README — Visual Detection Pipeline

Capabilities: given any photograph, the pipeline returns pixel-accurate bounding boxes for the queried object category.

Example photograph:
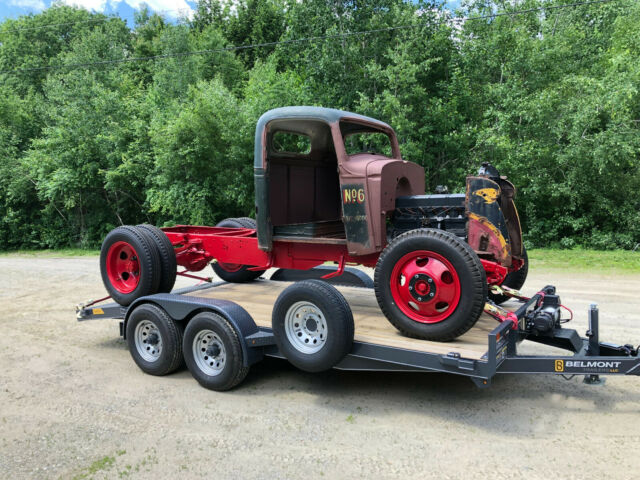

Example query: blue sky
[0,0,198,28]
[1,1,462,29]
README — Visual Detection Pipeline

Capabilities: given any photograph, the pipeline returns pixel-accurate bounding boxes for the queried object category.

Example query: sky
[0,0,198,27]
[0,0,462,28]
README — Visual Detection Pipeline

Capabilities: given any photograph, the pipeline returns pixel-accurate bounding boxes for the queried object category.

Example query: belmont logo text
[565,360,621,368]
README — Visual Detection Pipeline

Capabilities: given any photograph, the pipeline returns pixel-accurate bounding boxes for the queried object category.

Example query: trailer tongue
[77,269,640,391]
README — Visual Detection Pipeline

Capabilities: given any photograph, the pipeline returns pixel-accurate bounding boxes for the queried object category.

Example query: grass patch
[528,248,640,273]
[0,248,98,257]
[71,455,115,480]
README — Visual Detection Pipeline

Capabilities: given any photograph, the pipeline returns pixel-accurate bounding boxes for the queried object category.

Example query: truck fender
[124,293,263,366]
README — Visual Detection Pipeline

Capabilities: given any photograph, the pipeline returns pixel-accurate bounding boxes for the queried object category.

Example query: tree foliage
[0,0,638,249]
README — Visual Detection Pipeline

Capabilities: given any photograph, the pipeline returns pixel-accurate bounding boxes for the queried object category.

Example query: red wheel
[216,262,243,273]
[389,250,461,324]
[100,226,161,306]
[375,229,487,341]
[211,218,265,283]
[106,241,141,294]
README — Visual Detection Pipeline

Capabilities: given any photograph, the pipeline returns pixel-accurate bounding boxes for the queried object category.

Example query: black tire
[126,303,184,376]
[137,224,177,293]
[211,218,265,283]
[100,225,161,306]
[374,228,487,341]
[183,311,249,391]
[272,280,354,372]
[235,217,257,229]
[489,247,529,305]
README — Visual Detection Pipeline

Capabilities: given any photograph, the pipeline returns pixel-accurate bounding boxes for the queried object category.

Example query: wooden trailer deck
[186,280,502,360]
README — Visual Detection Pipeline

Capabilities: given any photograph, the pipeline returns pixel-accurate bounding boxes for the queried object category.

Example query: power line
[0,0,624,77]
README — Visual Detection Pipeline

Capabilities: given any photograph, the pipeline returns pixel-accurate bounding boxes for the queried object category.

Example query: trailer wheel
[374,229,487,341]
[126,303,184,376]
[183,311,249,391]
[100,226,161,306]
[489,247,529,305]
[272,280,354,372]
[211,218,265,283]
[137,224,177,293]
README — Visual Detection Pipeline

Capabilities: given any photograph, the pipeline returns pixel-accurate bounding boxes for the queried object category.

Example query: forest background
[0,0,638,250]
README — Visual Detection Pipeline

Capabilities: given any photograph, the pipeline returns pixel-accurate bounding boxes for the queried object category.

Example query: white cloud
[57,0,194,18]
[8,0,47,10]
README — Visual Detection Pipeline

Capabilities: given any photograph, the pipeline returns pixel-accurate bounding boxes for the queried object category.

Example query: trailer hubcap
[193,330,226,376]
[285,301,327,354]
[106,241,140,293]
[390,250,461,323]
[134,320,163,362]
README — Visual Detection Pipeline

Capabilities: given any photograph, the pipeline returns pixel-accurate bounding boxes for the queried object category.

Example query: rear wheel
[211,218,265,283]
[489,247,529,305]
[100,226,161,306]
[374,229,487,341]
[183,311,249,391]
[137,224,177,293]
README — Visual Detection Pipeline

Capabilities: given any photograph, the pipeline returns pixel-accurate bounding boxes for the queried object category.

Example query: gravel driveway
[1,255,639,479]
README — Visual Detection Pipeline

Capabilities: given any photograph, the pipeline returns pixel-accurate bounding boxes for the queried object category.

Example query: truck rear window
[272,132,311,154]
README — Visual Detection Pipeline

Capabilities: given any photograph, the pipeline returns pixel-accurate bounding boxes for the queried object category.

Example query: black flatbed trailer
[77,268,640,390]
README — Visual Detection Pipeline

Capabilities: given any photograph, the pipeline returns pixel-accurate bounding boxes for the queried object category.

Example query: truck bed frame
[77,268,640,388]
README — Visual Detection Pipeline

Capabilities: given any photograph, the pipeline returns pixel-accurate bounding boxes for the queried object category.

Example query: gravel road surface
[1,255,639,479]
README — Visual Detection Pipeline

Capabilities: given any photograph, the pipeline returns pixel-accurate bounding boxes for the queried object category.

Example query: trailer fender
[124,293,263,366]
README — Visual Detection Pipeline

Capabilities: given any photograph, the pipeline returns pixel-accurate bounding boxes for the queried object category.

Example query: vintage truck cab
[99,106,526,342]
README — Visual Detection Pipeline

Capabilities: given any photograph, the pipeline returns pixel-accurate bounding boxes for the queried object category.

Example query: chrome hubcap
[284,301,327,354]
[192,329,226,376]
[134,320,162,362]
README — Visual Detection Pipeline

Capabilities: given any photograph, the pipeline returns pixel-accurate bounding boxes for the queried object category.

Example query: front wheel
[374,229,487,341]
[126,303,184,376]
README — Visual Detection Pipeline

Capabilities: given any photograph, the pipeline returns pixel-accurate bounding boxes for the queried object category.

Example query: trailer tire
[211,218,265,283]
[374,228,487,341]
[272,280,354,372]
[489,247,529,305]
[126,303,184,376]
[100,226,161,306]
[137,224,177,293]
[183,311,249,391]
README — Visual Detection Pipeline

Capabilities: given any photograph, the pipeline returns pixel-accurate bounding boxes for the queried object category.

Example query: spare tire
[374,228,487,341]
[272,280,354,372]
[100,226,161,306]
[211,218,265,283]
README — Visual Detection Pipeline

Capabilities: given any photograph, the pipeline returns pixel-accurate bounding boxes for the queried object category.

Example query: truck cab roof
[254,106,394,169]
